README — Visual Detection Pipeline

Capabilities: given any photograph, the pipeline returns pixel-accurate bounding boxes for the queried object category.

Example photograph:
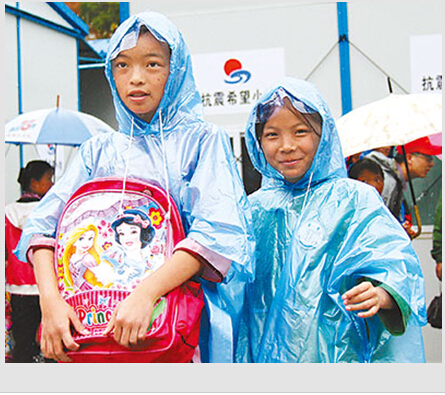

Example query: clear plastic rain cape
[237,78,427,363]
[16,11,255,363]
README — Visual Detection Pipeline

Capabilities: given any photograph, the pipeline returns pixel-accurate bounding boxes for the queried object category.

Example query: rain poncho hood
[237,78,427,363]
[104,11,203,137]
[16,10,255,363]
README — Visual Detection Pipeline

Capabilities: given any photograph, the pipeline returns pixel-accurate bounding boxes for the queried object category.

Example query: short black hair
[348,158,383,180]
[17,160,54,192]
[255,97,322,141]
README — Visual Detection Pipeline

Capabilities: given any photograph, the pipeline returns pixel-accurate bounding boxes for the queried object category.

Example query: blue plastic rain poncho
[237,78,427,363]
[16,11,255,363]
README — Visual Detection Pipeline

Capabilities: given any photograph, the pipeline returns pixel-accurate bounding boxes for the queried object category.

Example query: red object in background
[397,133,442,156]
[5,215,37,286]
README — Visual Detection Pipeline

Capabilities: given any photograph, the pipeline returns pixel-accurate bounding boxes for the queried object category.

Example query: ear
[405,153,414,165]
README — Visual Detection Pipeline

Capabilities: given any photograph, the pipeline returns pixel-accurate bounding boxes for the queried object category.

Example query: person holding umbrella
[366,136,440,236]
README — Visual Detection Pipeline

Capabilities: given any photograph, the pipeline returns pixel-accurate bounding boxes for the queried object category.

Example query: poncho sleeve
[177,126,255,282]
[176,126,256,363]
[331,182,427,333]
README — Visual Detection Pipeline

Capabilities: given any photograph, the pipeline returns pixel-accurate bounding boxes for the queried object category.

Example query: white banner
[410,34,442,94]
[192,48,285,115]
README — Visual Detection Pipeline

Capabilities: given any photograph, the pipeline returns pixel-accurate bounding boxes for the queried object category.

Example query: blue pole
[337,2,352,115]
[16,2,24,169]
[77,38,81,110]
[120,2,130,23]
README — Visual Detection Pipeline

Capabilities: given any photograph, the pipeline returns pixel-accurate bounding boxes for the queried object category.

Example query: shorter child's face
[357,169,384,195]
[112,31,170,123]
[260,105,321,183]
[116,222,142,252]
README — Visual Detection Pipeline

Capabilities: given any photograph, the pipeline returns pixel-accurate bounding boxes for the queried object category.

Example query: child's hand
[102,250,203,348]
[102,288,154,348]
[40,295,89,362]
[342,281,394,318]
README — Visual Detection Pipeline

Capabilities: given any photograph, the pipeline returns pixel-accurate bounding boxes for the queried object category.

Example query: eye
[295,128,309,135]
[262,130,278,139]
[114,61,128,70]
[147,61,164,69]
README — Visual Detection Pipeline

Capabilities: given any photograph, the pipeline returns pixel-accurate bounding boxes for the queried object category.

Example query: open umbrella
[336,93,442,239]
[336,93,442,157]
[5,99,115,176]
[5,107,115,146]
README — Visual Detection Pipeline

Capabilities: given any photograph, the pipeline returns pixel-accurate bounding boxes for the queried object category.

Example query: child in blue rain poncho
[15,11,254,363]
[237,78,427,363]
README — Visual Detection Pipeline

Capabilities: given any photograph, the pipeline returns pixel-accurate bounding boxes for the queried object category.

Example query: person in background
[348,157,384,196]
[5,160,54,362]
[237,78,427,363]
[366,137,440,237]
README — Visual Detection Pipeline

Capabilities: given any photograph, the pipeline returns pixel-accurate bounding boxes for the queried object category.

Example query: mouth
[280,159,301,166]
[128,91,149,102]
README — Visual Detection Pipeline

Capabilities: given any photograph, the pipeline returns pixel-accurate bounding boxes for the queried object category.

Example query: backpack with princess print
[54,177,204,362]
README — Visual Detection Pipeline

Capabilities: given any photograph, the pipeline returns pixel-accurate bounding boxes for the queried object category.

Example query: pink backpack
[54,177,204,362]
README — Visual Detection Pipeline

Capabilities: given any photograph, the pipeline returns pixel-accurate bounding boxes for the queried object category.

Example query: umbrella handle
[411,204,422,239]
[401,145,422,238]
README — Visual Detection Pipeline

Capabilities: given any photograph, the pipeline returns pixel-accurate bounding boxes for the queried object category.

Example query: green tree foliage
[76,2,120,39]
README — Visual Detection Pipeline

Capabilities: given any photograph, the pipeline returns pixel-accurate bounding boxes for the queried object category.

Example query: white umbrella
[336,93,442,157]
[336,93,442,239]
[5,107,115,146]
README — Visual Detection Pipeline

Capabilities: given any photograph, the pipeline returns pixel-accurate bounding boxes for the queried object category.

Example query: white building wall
[5,5,80,204]
[348,1,444,104]
[16,2,75,29]
[19,20,78,112]
[5,14,19,121]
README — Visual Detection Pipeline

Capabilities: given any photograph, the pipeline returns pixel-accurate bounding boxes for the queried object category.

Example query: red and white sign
[192,48,285,115]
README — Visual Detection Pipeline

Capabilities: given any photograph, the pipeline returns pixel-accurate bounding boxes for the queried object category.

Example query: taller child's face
[112,31,171,123]
[260,104,321,184]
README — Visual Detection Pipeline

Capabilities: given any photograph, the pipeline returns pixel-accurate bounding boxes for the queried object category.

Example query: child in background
[348,157,384,195]
[348,157,416,238]
[237,78,426,363]
[5,160,54,362]
[16,11,254,363]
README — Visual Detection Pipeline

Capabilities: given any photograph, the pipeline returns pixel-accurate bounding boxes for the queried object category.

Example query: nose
[130,66,145,85]
[279,135,297,153]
